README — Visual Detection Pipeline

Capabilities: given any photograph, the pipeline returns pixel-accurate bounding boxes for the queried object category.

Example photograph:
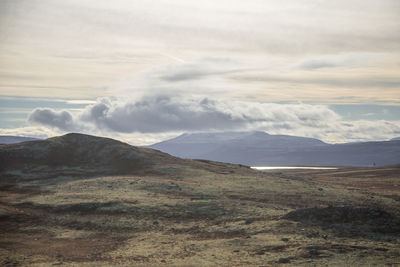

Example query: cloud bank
[28,96,339,133]
[27,95,400,144]
[1,0,399,102]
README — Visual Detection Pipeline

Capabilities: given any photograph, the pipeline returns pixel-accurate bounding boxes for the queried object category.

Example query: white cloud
[0,126,62,139]
[26,95,400,144]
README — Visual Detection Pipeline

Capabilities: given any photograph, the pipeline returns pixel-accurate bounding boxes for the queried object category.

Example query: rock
[281,238,289,242]
[245,219,255,225]
[278,258,290,263]
[307,232,319,238]
[306,246,320,256]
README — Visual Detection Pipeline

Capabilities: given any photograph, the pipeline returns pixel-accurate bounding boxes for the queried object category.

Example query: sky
[0,0,400,144]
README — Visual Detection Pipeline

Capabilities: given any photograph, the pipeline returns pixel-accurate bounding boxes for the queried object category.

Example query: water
[251,166,338,170]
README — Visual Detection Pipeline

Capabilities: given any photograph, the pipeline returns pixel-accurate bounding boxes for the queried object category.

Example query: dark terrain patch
[283,206,400,238]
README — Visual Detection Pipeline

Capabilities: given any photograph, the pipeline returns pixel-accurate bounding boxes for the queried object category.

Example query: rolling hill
[0,133,250,179]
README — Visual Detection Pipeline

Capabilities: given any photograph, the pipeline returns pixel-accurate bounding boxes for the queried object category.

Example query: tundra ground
[1,165,399,266]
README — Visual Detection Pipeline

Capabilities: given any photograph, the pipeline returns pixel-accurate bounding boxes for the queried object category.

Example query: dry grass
[1,165,400,266]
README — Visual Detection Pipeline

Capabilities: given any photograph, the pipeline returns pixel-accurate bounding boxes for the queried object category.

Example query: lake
[251,166,338,170]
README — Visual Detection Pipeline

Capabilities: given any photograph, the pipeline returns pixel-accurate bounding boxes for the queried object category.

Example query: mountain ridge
[149,131,400,167]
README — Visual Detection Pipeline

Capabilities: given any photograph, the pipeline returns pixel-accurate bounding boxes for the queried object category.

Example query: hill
[0,133,250,180]
[149,131,400,166]
[0,135,40,144]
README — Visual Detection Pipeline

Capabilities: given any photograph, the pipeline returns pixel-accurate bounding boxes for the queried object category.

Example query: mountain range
[149,131,400,167]
[2,132,399,168]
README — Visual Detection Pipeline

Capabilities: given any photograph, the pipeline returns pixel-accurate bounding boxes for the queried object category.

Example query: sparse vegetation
[1,134,399,266]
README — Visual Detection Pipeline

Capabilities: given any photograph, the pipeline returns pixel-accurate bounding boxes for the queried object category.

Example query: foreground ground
[1,164,400,266]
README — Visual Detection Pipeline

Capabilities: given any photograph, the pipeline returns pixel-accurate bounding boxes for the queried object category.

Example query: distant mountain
[0,133,250,179]
[149,131,326,159]
[149,131,400,167]
[391,137,400,141]
[0,135,40,144]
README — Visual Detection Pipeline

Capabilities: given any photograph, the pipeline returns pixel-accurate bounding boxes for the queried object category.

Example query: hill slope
[0,133,251,180]
[149,131,400,166]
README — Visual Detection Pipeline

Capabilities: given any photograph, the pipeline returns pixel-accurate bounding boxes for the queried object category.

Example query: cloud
[232,73,400,90]
[158,57,254,82]
[106,55,400,106]
[24,95,400,144]
[28,108,77,131]
[107,56,261,100]
[327,120,400,143]
[1,0,399,103]
[77,96,342,133]
[296,53,388,70]
[0,126,63,139]
[27,95,341,134]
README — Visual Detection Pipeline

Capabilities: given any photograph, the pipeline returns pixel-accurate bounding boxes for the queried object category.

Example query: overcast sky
[1,0,399,144]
